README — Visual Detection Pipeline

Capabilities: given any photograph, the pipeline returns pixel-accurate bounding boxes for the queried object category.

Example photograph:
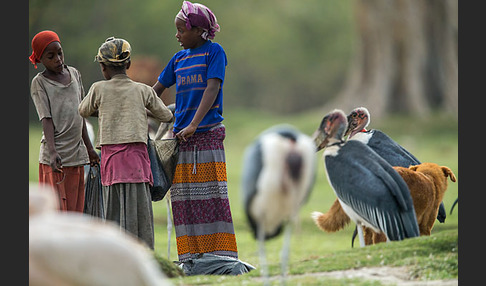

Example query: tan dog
[312,162,456,245]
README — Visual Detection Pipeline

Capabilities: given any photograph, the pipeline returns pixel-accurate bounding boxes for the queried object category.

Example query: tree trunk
[326,0,457,118]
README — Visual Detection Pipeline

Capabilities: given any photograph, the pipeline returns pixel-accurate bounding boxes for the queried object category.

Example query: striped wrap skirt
[171,124,238,262]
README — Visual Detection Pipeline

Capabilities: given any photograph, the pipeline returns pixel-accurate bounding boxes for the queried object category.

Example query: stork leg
[166,196,172,260]
[257,222,270,286]
[357,223,365,247]
[280,223,292,285]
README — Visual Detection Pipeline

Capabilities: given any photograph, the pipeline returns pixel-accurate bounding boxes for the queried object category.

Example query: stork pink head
[345,107,370,138]
[313,109,348,152]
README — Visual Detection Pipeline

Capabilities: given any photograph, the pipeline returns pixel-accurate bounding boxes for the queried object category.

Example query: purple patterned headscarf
[176,1,220,40]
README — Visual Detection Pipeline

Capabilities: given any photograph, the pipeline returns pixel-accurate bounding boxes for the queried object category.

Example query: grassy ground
[170,230,458,285]
[29,108,458,285]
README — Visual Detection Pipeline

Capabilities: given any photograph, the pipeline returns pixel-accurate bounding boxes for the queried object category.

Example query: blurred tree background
[330,0,458,118]
[29,0,457,121]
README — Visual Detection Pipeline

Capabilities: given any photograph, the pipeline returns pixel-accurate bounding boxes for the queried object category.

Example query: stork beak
[348,128,360,139]
[312,129,328,152]
[344,119,357,138]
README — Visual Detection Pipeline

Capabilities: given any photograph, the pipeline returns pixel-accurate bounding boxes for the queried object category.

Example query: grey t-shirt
[30,65,89,167]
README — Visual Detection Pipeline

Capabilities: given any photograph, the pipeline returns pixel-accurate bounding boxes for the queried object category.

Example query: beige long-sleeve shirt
[79,74,173,148]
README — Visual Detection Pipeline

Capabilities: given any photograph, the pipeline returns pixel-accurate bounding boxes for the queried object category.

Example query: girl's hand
[176,123,197,142]
[49,152,63,173]
[87,148,100,166]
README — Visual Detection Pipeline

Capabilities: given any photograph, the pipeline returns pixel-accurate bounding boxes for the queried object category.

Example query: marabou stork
[345,107,421,167]
[241,124,316,283]
[345,107,446,223]
[313,109,420,247]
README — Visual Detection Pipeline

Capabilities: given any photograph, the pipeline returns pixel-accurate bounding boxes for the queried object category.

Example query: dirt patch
[255,266,458,285]
[304,266,458,285]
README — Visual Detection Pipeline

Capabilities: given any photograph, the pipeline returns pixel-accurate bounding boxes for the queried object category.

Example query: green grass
[291,230,458,279]
[29,108,458,284]
[168,230,457,285]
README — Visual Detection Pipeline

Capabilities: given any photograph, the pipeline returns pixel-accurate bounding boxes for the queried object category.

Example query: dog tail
[450,197,458,215]
[311,199,351,232]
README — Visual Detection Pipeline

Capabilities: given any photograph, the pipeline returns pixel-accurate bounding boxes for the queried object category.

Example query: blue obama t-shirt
[158,40,227,133]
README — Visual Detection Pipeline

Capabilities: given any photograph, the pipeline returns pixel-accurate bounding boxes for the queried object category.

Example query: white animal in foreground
[29,183,171,286]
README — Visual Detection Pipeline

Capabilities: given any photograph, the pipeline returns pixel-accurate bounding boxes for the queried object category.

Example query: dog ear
[441,166,457,182]
[409,165,419,171]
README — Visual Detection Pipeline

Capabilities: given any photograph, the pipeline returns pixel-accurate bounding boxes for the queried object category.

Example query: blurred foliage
[29,0,356,120]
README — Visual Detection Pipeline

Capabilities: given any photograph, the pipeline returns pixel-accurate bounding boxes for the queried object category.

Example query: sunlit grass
[29,108,458,284]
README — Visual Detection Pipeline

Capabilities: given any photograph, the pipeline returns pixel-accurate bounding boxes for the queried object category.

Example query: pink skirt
[100,142,153,186]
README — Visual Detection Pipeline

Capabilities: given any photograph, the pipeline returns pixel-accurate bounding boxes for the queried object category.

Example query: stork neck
[327,139,345,147]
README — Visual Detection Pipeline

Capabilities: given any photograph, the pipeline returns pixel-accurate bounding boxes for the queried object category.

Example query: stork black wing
[367,130,421,167]
[325,140,420,240]
[368,130,446,223]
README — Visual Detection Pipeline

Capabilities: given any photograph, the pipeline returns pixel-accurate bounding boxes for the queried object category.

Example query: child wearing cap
[79,37,173,249]
[29,30,100,212]
[153,1,239,263]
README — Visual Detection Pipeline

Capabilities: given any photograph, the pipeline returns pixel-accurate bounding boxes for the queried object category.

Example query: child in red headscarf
[30,30,99,212]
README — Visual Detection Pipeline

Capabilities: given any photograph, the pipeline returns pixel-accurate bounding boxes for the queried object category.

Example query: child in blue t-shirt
[153,1,239,264]
[154,3,225,139]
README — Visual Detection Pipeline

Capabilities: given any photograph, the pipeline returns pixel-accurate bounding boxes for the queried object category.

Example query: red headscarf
[29,30,61,69]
